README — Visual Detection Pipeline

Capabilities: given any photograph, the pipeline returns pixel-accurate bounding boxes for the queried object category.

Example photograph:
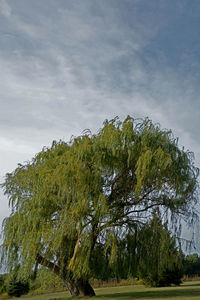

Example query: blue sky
[0,0,200,247]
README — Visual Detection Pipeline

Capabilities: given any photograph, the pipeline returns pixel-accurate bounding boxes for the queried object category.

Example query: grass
[4,281,200,300]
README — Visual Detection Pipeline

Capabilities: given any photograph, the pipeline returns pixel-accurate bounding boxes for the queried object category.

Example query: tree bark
[76,279,96,296]
[36,254,95,296]
[61,278,79,296]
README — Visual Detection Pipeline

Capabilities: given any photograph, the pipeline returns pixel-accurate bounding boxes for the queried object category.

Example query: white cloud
[0,136,36,155]
[0,0,11,17]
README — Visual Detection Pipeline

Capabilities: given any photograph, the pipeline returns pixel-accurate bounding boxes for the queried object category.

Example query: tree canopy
[0,116,199,296]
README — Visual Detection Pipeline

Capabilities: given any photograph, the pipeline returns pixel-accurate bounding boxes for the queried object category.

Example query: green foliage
[91,214,184,287]
[30,267,65,293]
[0,116,198,291]
[0,274,7,294]
[7,276,29,297]
[184,254,200,276]
[137,214,184,287]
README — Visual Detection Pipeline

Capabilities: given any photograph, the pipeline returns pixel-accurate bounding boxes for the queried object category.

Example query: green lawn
[7,281,200,300]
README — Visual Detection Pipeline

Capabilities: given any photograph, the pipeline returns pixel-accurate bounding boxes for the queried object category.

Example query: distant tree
[184,253,200,276]
[97,214,184,286]
[137,213,184,286]
[1,116,198,296]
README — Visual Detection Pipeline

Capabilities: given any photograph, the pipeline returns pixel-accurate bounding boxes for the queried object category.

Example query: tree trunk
[36,254,95,296]
[62,278,79,296]
[62,278,95,297]
[76,279,96,296]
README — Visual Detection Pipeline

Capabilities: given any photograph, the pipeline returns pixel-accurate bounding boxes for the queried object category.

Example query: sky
[0,0,200,249]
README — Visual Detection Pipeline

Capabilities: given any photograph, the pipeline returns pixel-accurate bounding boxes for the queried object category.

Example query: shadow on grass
[96,285,200,299]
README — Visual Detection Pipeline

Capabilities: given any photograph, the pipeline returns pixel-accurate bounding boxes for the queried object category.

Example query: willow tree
[0,116,198,296]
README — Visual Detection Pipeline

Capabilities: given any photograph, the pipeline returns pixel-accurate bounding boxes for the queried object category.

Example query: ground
[2,281,200,300]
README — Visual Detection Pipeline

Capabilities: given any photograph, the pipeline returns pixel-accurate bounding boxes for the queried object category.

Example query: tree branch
[36,254,60,276]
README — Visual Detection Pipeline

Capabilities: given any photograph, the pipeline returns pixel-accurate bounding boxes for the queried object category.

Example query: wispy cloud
[0,0,11,17]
